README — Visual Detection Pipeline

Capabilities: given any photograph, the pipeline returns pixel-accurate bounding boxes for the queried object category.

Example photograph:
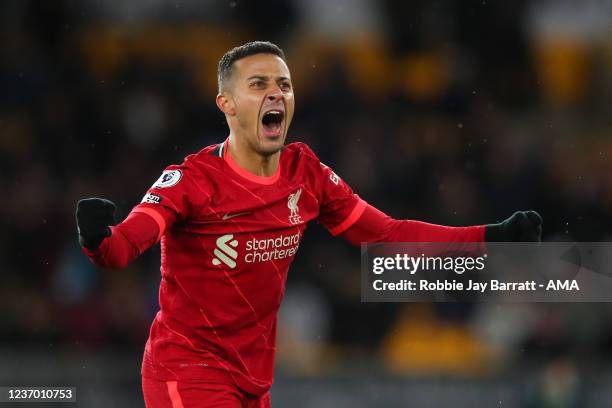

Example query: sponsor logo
[222,211,251,221]
[211,232,302,267]
[288,189,303,225]
[329,172,339,185]
[245,233,301,263]
[321,163,339,185]
[141,193,162,204]
[153,170,182,188]
[212,234,239,268]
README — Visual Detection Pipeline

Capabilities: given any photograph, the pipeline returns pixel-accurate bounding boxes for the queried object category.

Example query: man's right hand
[76,198,116,250]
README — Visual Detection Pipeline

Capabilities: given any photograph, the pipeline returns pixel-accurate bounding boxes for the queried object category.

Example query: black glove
[76,198,116,250]
[485,210,543,242]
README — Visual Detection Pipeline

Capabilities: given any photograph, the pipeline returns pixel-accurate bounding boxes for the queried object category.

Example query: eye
[250,80,265,89]
[280,82,292,91]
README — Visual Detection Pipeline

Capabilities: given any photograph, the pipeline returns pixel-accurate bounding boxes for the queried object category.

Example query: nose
[267,84,283,101]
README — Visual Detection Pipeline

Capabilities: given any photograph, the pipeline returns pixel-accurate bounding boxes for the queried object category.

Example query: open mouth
[261,109,285,137]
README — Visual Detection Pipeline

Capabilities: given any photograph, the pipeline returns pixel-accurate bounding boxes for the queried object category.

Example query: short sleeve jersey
[134,139,366,396]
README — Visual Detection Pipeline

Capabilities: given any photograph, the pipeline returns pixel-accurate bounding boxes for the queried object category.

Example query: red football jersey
[134,139,366,396]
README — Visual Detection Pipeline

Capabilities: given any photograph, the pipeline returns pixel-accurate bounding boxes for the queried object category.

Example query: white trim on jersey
[218,141,225,158]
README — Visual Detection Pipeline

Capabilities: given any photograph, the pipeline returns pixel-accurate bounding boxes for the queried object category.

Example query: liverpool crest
[288,189,303,224]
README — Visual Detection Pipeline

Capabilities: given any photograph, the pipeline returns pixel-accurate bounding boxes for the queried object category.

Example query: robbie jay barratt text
[372,279,580,292]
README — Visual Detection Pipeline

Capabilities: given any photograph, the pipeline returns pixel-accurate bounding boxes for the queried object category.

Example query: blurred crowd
[2,1,612,396]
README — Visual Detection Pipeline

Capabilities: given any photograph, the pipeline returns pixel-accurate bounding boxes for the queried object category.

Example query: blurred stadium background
[2,0,612,406]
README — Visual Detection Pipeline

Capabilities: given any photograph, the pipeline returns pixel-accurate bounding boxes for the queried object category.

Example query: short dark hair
[217,41,286,92]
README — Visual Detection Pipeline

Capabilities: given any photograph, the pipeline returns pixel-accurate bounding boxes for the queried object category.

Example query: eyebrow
[246,75,291,81]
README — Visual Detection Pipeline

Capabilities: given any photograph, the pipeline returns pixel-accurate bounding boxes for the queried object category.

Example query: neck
[227,132,280,177]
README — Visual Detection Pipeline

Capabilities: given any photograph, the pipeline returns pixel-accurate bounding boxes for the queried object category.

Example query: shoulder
[283,141,321,165]
[152,143,221,188]
[184,143,223,169]
[282,142,332,188]
[169,143,222,173]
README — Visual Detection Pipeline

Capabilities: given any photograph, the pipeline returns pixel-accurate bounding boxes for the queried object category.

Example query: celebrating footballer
[76,41,542,407]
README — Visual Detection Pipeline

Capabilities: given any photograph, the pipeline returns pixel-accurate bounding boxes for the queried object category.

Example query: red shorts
[141,376,271,408]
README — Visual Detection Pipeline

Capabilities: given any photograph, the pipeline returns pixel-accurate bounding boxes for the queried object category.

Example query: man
[76,41,542,407]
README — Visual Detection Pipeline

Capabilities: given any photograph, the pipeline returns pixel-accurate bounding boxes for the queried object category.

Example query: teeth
[268,110,282,115]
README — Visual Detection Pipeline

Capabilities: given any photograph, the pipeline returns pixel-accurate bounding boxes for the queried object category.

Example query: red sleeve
[133,162,203,226]
[340,203,485,245]
[83,158,210,269]
[82,210,161,269]
[303,148,365,235]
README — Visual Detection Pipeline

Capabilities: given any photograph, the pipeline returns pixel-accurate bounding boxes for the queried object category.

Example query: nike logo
[222,211,251,220]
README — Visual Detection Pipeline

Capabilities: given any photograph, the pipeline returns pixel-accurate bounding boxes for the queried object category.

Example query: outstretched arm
[339,203,485,245]
[339,203,542,245]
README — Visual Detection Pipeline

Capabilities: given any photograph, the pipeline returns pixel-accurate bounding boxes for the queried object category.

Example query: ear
[216,92,236,116]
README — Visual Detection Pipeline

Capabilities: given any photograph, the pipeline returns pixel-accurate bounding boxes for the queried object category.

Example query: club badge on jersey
[288,189,303,225]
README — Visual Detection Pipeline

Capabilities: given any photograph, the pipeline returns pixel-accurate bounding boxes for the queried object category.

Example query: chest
[184,178,320,236]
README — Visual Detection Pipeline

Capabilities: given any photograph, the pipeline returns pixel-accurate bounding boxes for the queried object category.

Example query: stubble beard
[250,134,285,157]
[250,117,286,157]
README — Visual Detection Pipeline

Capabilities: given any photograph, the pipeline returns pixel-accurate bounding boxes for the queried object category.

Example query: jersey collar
[219,138,281,185]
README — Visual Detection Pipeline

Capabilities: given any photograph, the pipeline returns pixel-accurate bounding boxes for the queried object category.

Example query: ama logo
[212,234,239,268]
